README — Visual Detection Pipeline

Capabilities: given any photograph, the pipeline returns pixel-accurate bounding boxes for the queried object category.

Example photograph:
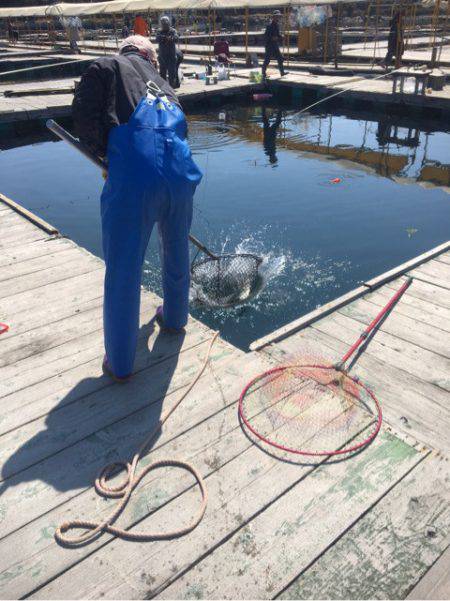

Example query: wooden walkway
[0,193,449,599]
[0,71,261,124]
[1,45,450,125]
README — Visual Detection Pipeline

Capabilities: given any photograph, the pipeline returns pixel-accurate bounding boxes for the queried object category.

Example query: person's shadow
[0,315,185,496]
[262,107,283,166]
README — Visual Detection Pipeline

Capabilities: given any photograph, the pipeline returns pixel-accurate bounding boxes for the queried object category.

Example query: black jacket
[156,27,179,60]
[72,49,179,157]
[264,21,282,48]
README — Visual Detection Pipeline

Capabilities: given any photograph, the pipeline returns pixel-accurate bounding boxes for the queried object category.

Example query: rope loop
[55,332,219,548]
[55,459,208,546]
[95,461,131,498]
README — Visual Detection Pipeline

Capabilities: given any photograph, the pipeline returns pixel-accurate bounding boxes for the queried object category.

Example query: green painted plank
[155,431,425,600]
[278,454,450,600]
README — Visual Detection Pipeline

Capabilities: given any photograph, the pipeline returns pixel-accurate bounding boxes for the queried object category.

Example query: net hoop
[191,253,263,270]
[238,363,383,457]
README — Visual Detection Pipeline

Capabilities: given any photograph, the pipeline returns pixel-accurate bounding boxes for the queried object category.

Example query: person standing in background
[262,10,285,80]
[383,9,405,68]
[156,16,179,88]
[122,19,130,38]
[65,16,83,54]
[134,14,149,37]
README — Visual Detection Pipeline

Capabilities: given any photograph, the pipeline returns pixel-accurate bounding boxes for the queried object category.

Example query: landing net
[239,363,381,456]
[191,253,263,308]
[239,277,412,457]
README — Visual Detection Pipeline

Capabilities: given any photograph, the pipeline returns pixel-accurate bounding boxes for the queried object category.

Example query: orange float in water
[330,178,341,184]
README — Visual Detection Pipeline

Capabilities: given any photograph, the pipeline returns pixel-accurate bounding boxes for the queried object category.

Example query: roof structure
[0,0,367,19]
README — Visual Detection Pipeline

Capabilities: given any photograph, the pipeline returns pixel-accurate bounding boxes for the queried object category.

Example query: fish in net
[191,254,263,308]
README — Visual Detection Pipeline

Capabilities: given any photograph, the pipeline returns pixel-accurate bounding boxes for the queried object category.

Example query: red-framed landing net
[239,278,412,457]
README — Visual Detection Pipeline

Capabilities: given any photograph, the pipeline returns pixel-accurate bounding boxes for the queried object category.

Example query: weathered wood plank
[364,242,450,289]
[265,327,450,454]
[311,311,450,391]
[0,315,199,435]
[338,296,450,358]
[0,353,270,599]
[0,247,85,283]
[0,256,103,299]
[26,408,369,600]
[0,192,58,235]
[0,229,50,249]
[434,251,450,266]
[0,212,36,230]
[418,258,450,279]
[152,432,425,600]
[1,291,103,341]
[0,329,216,475]
[0,341,245,541]
[0,302,107,368]
[0,237,71,268]
[0,268,104,317]
[278,454,450,600]
[407,545,450,600]
[363,282,450,334]
[384,277,450,310]
[410,262,450,291]
[0,289,166,397]
[0,220,43,239]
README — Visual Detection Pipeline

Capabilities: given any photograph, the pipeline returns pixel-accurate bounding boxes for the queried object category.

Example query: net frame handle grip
[46,120,216,259]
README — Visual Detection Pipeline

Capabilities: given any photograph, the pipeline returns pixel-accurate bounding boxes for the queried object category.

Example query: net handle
[188,234,218,260]
[46,120,217,260]
[337,277,412,369]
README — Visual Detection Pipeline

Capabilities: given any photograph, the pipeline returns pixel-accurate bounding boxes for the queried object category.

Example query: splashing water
[190,231,287,308]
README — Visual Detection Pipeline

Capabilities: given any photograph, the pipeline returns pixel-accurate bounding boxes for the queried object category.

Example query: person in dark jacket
[121,20,130,38]
[72,36,202,381]
[383,10,404,68]
[262,10,285,80]
[72,35,178,157]
[156,15,179,88]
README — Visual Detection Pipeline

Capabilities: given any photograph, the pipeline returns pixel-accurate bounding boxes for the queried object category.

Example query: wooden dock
[0,193,449,599]
[1,46,450,126]
[0,72,262,125]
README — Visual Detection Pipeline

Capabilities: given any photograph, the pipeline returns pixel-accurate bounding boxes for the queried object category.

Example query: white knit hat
[119,35,157,63]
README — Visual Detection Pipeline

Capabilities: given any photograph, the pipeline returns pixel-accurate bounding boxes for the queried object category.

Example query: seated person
[214,39,231,64]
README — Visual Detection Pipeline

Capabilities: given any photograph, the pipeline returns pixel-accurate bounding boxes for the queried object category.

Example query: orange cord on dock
[55,331,219,546]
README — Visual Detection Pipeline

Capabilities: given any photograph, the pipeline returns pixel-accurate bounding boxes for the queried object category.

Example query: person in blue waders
[72,35,202,382]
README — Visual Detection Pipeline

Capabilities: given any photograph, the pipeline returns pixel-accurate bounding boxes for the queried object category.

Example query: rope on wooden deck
[55,331,219,546]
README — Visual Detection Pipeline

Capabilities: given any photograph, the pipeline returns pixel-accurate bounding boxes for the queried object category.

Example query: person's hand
[102,170,107,180]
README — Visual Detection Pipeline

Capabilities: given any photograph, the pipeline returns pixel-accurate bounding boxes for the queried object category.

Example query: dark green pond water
[1,102,449,349]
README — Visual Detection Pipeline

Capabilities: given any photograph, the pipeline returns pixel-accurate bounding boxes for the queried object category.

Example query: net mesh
[239,361,381,457]
[191,254,262,308]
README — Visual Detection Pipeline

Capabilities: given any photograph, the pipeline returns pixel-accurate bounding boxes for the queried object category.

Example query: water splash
[190,229,287,309]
